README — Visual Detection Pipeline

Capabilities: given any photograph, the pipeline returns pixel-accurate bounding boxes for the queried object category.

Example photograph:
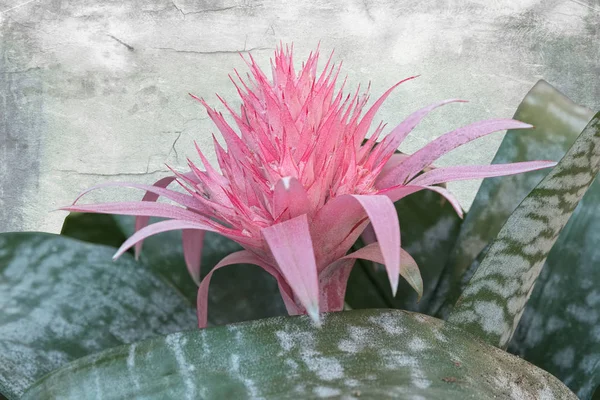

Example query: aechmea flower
[63,45,555,327]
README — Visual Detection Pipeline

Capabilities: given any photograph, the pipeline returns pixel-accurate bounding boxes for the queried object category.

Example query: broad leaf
[430,80,595,317]
[428,81,600,398]
[448,112,600,349]
[0,232,197,400]
[61,214,288,326]
[22,310,576,400]
[346,189,462,312]
[508,180,600,399]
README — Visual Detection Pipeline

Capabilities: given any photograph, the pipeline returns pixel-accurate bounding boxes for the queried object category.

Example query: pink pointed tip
[390,275,399,297]
[188,93,202,102]
[307,305,321,327]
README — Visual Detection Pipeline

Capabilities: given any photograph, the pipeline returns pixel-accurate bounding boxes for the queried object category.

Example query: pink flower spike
[262,214,320,324]
[182,229,206,285]
[64,44,559,326]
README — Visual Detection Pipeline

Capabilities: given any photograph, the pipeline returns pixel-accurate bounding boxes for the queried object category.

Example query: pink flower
[63,45,555,327]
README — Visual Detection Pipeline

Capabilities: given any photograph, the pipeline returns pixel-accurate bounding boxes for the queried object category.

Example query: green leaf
[22,309,576,400]
[426,81,600,398]
[0,232,197,400]
[447,111,600,349]
[61,214,288,326]
[430,80,595,317]
[508,178,600,399]
[346,190,463,312]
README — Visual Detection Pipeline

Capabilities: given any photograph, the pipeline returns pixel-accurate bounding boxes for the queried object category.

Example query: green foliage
[429,81,600,399]
[448,110,600,348]
[0,233,197,400]
[22,310,575,400]
[430,80,596,317]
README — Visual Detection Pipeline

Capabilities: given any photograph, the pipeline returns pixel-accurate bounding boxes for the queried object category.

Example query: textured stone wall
[1,0,599,233]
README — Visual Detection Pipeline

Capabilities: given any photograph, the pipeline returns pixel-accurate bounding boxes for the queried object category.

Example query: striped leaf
[0,233,197,400]
[447,111,600,349]
[22,310,576,400]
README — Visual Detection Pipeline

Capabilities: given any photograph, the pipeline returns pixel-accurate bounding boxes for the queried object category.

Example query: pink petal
[379,153,410,177]
[375,184,425,203]
[360,223,377,245]
[262,214,320,323]
[318,258,356,312]
[372,99,467,165]
[133,177,176,259]
[182,229,206,285]
[353,76,419,145]
[409,160,557,187]
[378,119,533,188]
[61,202,211,224]
[272,176,310,220]
[322,243,423,300]
[113,219,226,260]
[196,250,299,328]
[349,195,401,295]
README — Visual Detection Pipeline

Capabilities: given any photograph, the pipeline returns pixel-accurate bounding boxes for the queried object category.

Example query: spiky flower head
[64,44,555,327]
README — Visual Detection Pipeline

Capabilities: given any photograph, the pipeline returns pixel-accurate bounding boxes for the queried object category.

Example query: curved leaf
[0,232,197,400]
[22,310,576,400]
[427,81,600,398]
[507,179,600,399]
[430,80,595,317]
[448,111,600,348]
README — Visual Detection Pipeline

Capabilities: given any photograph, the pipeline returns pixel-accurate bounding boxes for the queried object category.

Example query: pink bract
[63,45,555,327]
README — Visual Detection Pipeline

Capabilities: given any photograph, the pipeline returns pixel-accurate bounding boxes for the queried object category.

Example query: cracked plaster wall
[0,0,599,233]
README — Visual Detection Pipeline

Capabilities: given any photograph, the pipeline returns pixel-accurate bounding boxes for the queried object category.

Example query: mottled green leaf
[346,190,463,312]
[430,80,595,317]
[425,81,600,398]
[61,214,288,326]
[508,165,600,399]
[0,232,197,400]
[22,310,576,400]
[448,112,600,350]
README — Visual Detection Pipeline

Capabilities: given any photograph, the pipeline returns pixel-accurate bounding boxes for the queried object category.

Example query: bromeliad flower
[62,45,555,327]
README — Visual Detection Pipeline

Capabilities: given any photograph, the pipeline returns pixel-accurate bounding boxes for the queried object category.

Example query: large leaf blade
[448,112,600,349]
[430,80,595,317]
[428,81,600,398]
[0,232,197,400]
[22,310,576,400]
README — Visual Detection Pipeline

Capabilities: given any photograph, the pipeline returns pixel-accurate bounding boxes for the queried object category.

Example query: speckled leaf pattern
[22,310,576,400]
[448,112,600,349]
[429,80,595,317]
[0,233,197,400]
[62,214,289,326]
[425,81,600,399]
[508,179,600,399]
[346,189,462,312]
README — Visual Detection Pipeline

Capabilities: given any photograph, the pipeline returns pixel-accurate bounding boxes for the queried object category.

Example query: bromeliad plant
[63,46,554,327]
[1,45,599,399]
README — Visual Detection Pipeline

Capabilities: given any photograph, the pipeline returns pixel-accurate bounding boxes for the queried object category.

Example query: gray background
[1,0,599,233]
